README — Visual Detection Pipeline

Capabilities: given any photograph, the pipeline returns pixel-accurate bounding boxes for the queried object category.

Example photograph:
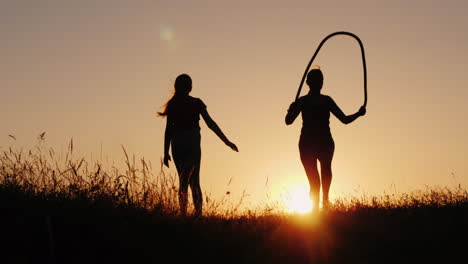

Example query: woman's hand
[358,106,366,116]
[288,101,300,114]
[226,141,239,152]
[285,101,301,125]
[163,154,171,167]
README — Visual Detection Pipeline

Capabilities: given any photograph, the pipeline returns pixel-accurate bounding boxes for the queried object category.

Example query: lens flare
[283,184,312,214]
[160,26,175,41]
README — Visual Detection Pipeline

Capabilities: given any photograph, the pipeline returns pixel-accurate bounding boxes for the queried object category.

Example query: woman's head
[158,74,192,117]
[306,69,323,93]
[174,74,192,96]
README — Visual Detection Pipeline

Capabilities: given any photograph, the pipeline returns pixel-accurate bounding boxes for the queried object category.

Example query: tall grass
[0,138,250,218]
[1,136,467,217]
[332,185,468,212]
[2,137,468,263]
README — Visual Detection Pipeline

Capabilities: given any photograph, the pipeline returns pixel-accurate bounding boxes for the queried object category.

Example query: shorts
[299,133,335,162]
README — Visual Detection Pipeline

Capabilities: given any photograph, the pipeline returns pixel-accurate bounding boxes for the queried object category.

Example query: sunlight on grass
[283,184,312,214]
[2,136,468,219]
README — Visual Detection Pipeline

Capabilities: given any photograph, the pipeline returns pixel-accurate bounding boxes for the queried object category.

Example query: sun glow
[283,184,313,214]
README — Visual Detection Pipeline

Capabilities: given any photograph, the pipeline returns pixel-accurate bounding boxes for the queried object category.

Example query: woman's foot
[194,210,202,218]
[322,200,330,212]
[312,201,320,214]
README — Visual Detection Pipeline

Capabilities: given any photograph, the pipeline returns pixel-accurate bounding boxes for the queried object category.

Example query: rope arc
[295,31,367,108]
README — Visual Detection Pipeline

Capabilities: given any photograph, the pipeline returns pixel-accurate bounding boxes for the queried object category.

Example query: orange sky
[1,0,468,209]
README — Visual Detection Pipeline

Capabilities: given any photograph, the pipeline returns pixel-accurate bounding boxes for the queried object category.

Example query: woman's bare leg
[319,144,334,211]
[189,166,202,217]
[178,168,189,216]
[301,155,320,212]
[319,159,332,210]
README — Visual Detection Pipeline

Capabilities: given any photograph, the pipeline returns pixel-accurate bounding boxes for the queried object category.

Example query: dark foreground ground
[1,189,467,264]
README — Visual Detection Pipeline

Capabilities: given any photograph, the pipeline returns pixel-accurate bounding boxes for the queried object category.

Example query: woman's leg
[172,129,202,216]
[318,139,335,210]
[178,163,202,217]
[189,164,202,216]
[172,135,191,216]
[300,153,320,211]
[176,164,189,216]
[188,134,202,216]
[319,157,332,209]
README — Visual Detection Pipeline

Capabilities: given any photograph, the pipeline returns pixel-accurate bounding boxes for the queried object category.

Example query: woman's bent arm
[329,97,366,124]
[285,101,301,125]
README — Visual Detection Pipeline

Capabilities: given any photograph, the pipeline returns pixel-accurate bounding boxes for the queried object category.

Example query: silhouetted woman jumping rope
[159,74,238,217]
[286,32,367,212]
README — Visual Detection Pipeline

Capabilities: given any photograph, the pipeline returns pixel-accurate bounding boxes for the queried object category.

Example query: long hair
[158,74,192,117]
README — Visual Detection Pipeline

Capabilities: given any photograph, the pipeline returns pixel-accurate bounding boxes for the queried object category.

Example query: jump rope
[295,31,367,108]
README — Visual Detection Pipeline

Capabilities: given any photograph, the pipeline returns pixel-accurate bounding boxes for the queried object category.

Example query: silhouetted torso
[166,96,206,131]
[297,94,332,138]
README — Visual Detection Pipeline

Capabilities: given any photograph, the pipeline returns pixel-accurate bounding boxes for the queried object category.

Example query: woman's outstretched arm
[163,117,174,167]
[285,101,301,125]
[201,109,238,152]
[328,97,366,124]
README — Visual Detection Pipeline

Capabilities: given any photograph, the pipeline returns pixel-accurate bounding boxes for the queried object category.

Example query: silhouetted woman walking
[285,68,365,211]
[159,74,238,217]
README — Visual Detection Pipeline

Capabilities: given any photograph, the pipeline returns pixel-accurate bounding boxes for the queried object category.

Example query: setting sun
[283,184,313,213]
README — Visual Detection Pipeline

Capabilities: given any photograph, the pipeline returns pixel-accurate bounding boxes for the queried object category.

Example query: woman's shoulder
[320,94,335,103]
[298,94,331,104]
[297,95,309,104]
[189,96,205,103]
[188,96,207,109]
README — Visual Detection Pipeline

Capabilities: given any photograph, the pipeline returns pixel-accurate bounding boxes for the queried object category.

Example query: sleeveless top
[296,94,332,138]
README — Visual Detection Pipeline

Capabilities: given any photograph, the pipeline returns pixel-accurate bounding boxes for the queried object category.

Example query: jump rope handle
[295,31,367,109]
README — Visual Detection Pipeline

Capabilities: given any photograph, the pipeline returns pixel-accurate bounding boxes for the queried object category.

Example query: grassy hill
[1,142,467,263]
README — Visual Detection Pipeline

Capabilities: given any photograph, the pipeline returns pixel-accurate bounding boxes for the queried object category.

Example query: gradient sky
[1,0,468,209]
